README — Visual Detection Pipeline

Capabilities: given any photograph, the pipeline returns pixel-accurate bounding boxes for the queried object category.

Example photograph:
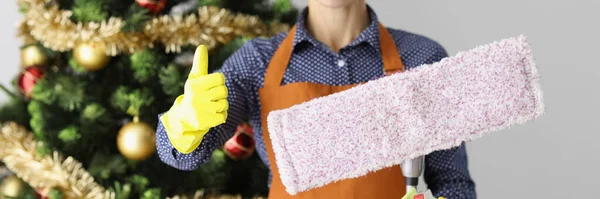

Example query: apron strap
[263,23,404,88]
[263,26,297,88]
[377,23,405,74]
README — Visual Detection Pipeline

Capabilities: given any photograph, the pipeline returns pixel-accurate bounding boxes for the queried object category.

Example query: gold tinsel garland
[0,122,112,199]
[0,122,268,199]
[17,0,290,56]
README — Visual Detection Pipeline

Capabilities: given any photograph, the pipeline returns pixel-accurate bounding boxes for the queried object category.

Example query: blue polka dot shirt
[156,5,476,198]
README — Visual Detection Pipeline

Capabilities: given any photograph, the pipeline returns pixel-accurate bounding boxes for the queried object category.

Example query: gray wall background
[1,0,598,198]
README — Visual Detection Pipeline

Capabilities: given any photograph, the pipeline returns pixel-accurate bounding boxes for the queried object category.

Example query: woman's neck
[305,1,369,52]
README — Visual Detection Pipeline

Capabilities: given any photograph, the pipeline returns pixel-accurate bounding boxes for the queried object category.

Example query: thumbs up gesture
[161,45,229,153]
[180,45,229,132]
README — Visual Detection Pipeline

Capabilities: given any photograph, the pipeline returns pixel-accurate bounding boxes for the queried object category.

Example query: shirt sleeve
[156,41,259,171]
[420,45,477,198]
[424,143,477,198]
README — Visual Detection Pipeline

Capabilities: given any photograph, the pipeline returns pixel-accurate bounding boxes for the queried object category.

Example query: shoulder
[220,32,287,74]
[385,28,449,69]
[239,32,287,61]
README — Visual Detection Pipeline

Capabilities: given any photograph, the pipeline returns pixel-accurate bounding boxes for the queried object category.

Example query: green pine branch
[88,154,128,180]
[107,177,162,199]
[80,103,113,128]
[34,43,58,59]
[0,84,18,100]
[110,87,131,116]
[27,100,49,141]
[273,0,292,14]
[130,49,166,83]
[110,86,155,117]
[158,64,185,97]
[30,72,87,112]
[121,5,151,33]
[57,125,81,143]
[130,175,161,199]
[198,0,224,7]
[130,175,150,191]
[71,0,108,23]
[0,84,30,126]
[140,189,161,199]
[35,143,53,156]
[68,57,88,73]
[56,0,74,10]
[271,0,298,26]
[111,181,133,199]
[48,189,64,199]
[27,100,71,145]
[187,149,230,191]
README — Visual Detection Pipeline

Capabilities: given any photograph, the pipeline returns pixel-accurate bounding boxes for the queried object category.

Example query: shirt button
[337,60,346,67]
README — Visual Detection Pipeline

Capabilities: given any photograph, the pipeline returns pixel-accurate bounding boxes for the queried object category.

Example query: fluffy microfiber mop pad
[267,35,545,195]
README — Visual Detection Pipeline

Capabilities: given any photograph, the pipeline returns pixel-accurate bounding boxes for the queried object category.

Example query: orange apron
[258,23,406,199]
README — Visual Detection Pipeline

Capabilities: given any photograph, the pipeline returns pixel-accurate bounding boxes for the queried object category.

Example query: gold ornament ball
[0,175,25,198]
[73,43,111,71]
[21,45,48,67]
[117,119,156,161]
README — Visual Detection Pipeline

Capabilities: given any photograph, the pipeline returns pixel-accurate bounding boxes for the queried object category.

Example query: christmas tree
[0,0,297,198]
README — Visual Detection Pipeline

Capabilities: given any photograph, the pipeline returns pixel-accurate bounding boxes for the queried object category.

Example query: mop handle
[401,156,425,192]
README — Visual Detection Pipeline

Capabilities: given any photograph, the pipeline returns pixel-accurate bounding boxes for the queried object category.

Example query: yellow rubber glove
[160,45,229,154]
[401,188,418,199]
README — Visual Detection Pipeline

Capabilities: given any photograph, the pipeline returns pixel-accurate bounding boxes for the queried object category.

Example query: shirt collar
[293,5,381,51]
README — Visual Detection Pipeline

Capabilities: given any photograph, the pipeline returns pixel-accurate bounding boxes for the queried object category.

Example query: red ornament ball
[224,123,256,160]
[136,0,167,14]
[35,187,50,199]
[18,66,44,98]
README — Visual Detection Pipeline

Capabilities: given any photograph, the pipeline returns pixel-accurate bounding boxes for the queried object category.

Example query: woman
[156,0,476,198]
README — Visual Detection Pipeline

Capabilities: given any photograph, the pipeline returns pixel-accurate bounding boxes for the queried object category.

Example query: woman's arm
[155,42,259,171]
[424,143,477,198]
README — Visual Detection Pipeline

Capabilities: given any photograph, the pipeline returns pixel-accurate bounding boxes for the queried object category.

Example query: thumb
[189,45,209,78]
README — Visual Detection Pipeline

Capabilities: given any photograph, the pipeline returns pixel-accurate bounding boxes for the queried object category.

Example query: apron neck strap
[377,23,405,75]
[264,23,404,87]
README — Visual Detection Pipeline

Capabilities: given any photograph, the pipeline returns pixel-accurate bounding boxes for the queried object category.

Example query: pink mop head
[267,35,545,195]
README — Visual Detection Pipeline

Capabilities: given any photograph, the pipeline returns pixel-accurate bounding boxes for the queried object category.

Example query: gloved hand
[160,45,229,154]
[401,188,446,199]
[401,188,418,199]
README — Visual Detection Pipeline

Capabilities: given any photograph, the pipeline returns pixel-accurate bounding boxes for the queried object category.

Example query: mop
[266,35,545,195]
